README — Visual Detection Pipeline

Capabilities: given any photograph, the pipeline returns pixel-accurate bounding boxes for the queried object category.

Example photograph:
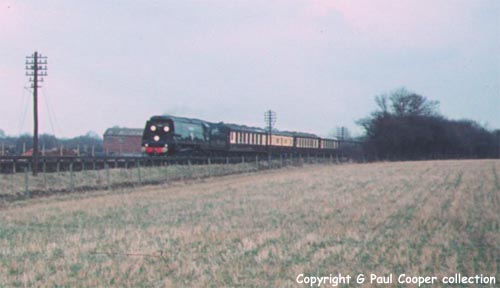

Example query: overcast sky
[1,0,499,138]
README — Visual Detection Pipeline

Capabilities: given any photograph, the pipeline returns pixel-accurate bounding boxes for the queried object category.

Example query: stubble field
[0,160,499,286]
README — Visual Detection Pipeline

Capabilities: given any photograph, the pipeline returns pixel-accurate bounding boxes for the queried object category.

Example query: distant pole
[337,126,348,141]
[264,110,276,160]
[497,130,500,159]
[26,51,48,176]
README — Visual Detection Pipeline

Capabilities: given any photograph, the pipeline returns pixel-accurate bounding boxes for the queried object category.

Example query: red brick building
[103,127,143,155]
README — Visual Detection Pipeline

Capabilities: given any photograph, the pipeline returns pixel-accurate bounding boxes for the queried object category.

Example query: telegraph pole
[337,126,350,141]
[497,130,500,159]
[264,110,276,160]
[26,51,48,176]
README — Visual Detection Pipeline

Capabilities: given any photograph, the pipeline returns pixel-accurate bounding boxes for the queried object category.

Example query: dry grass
[0,160,498,286]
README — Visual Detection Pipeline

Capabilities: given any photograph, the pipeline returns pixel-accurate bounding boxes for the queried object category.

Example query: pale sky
[1,0,499,138]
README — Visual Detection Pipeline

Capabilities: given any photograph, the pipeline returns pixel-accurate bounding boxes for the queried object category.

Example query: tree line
[358,88,500,160]
[0,131,103,156]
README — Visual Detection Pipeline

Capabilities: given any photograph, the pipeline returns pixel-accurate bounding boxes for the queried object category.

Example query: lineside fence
[0,154,348,201]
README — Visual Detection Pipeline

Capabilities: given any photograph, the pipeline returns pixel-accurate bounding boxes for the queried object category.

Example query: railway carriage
[268,133,294,153]
[320,138,339,151]
[226,124,268,154]
[292,133,321,153]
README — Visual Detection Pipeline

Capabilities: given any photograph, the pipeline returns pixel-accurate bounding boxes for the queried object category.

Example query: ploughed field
[0,160,498,286]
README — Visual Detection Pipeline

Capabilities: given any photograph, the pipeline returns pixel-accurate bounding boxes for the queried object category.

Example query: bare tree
[389,88,439,117]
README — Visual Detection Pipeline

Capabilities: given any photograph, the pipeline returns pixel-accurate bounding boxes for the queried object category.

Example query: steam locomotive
[141,115,349,156]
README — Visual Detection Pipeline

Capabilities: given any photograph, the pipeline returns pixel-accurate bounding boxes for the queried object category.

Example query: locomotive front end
[142,117,173,156]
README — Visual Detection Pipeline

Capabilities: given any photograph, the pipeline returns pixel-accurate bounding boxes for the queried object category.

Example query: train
[141,114,357,157]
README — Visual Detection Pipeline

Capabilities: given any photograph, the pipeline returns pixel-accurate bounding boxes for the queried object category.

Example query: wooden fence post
[106,162,110,190]
[164,161,169,182]
[43,161,47,190]
[95,164,101,188]
[155,162,160,181]
[70,162,74,192]
[187,159,192,179]
[24,166,29,198]
[208,158,212,177]
[137,160,142,185]
[11,162,15,195]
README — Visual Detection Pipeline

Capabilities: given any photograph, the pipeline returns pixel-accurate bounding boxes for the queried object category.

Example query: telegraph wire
[18,84,31,135]
[40,87,60,136]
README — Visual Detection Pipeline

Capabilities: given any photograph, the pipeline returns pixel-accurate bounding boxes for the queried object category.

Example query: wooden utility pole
[497,130,500,159]
[26,51,48,176]
[337,126,349,141]
[264,110,276,160]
